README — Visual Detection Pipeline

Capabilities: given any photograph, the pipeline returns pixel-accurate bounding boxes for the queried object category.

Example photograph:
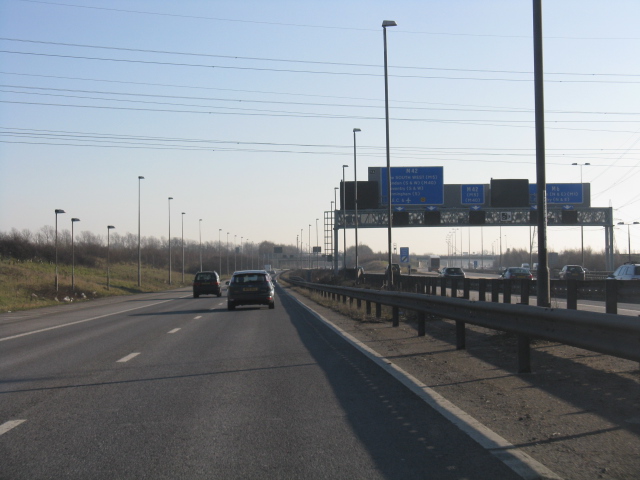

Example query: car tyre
[217,291,222,297]
[194,293,199,298]
[227,302,235,311]
[269,302,275,310]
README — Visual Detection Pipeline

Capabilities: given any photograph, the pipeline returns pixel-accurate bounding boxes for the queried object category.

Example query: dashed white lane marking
[116,352,140,363]
[1,298,178,343]
[168,328,181,334]
[0,420,26,436]
[194,316,202,319]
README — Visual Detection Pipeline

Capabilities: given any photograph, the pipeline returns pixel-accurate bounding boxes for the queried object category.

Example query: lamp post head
[182,212,185,215]
[108,225,115,230]
[55,209,65,214]
[71,218,80,222]
[634,222,640,225]
[618,222,624,225]
[342,165,349,168]
[382,20,397,27]
[353,128,361,133]
[139,176,145,180]
[168,197,173,200]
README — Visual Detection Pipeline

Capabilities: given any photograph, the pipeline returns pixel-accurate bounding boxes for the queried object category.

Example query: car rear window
[567,266,582,272]
[233,274,267,284]
[511,268,528,273]
[195,273,215,281]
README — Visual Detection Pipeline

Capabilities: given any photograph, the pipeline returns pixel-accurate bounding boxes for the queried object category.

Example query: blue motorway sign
[380,167,444,206]
[461,184,485,205]
[400,247,409,263]
[529,184,583,205]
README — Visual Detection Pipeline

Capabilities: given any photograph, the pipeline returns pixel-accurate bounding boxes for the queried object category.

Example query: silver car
[608,263,640,280]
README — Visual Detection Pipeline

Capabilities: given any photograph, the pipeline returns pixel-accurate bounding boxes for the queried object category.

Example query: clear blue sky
[1,0,639,258]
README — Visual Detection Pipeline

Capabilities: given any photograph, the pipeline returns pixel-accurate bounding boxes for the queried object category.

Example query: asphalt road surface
[2,287,546,479]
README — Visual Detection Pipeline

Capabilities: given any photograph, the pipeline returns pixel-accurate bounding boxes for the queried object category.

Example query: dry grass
[0,259,196,312]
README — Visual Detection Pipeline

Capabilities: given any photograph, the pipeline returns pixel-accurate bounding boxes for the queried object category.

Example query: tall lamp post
[218,228,222,275]
[342,164,349,270]
[107,225,115,290]
[315,218,319,268]
[572,162,590,266]
[137,175,144,287]
[168,197,173,285]
[199,219,203,272]
[334,187,339,270]
[226,232,230,275]
[181,212,186,283]
[308,224,312,269]
[618,222,639,262]
[71,217,80,292]
[383,19,397,288]
[353,128,361,270]
[234,235,237,271]
[54,208,65,292]
[240,237,244,270]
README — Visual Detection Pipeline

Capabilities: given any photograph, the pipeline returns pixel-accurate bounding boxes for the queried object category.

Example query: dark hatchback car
[439,267,465,278]
[227,270,275,310]
[192,271,222,298]
[559,265,586,281]
[502,267,533,280]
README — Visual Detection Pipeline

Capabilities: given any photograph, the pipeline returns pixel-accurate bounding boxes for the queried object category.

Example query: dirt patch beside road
[282,284,640,480]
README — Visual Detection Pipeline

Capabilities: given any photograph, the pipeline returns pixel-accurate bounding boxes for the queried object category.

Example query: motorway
[0,285,538,479]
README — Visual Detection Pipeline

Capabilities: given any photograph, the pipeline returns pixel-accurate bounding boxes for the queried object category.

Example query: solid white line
[116,352,140,363]
[284,291,562,480]
[168,328,181,334]
[0,419,26,436]
[193,316,202,319]
[0,298,176,343]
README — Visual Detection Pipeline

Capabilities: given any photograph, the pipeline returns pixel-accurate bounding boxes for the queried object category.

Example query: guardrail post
[463,279,470,300]
[342,294,347,305]
[440,277,447,296]
[491,280,500,302]
[356,298,361,309]
[567,280,577,310]
[451,279,458,298]
[521,280,530,305]
[392,306,399,327]
[518,335,531,373]
[376,303,382,318]
[431,278,437,295]
[456,321,466,350]
[605,280,617,314]
[503,281,511,304]
[366,300,371,315]
[418,312,425,336]
[478,279,486,301]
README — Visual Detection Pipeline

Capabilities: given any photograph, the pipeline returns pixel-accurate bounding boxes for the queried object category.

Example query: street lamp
[54,208,65,292]
[315,218,319,268]
[383,19,397,288]
[353,128,361,271]
[107,225,115,290]
[71,217,80,292]
[617,222,639,262]
[199,219,203,272]
[334,187,339,271]
[342,164,349,270]
[137,175,144,287]
[234,234,237,271]
[226,232,230,274]
[240,236,243,270]
[181,212,186,283]
[218,228,222,275]
[168,197,173,285]
[572,163,590,265]
[308,224,312,269]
